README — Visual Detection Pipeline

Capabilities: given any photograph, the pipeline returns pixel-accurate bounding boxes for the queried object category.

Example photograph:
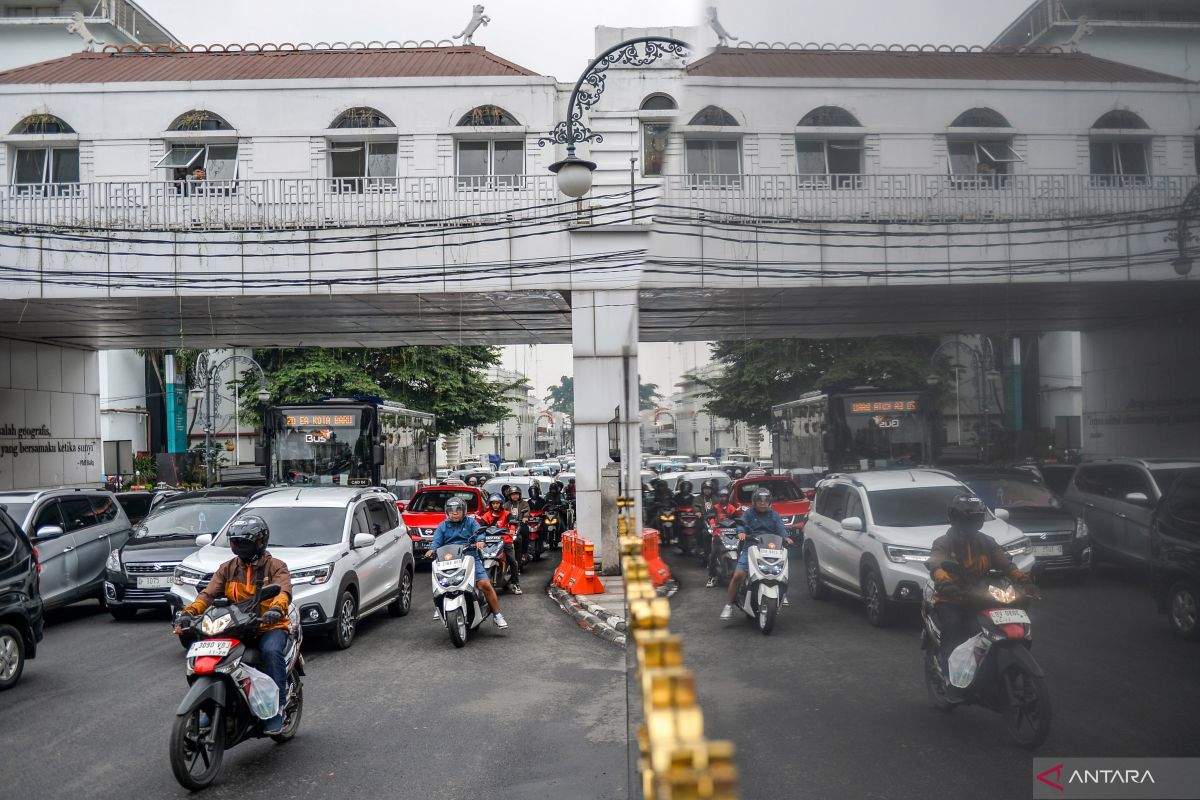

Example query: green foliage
[639,382,662,411]
[694,337,942,428]
[131,454,157,485]
[545,376,573,415]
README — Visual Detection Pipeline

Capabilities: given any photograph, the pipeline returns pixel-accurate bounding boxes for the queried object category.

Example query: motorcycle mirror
[260,583,283,601]
[165,593,183,611]
[212,598,231,608]
[923,561,938,573]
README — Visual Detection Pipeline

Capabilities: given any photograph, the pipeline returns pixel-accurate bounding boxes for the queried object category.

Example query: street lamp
[190,352,270,487]
[928,337,1000,461]
[540,36,690,198]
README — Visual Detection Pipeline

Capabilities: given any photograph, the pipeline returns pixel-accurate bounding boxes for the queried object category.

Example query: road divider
[641,528,672,587]
[553,530,606,595]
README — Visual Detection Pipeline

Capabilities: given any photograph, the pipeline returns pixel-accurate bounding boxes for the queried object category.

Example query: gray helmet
[752,488,772,505]
[445,497,467,515]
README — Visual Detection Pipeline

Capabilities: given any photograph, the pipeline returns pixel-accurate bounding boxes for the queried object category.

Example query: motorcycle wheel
[271,674,304,743]
[448,609,469,649]
[757,597,778,635]
[169,702,225,790]
[923,652,958,713]
[1003,668,1052,750]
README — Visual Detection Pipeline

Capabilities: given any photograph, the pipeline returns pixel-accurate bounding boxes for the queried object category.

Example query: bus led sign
[285,414,356,427]
[848,399,918,414]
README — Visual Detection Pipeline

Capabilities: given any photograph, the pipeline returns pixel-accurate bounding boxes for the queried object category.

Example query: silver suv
[1062,458,1200,565]
[0,488,132,611]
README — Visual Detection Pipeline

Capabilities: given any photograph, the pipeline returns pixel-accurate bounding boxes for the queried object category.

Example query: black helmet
[488,493,503,508]
[228,515,269,563]
[678,480,693,494]
[445,497,467,515]
[947,494,987,532]
[702,479,718,493]
[529,484,542,498]
[651,478,665,489]
[508,486,522,499]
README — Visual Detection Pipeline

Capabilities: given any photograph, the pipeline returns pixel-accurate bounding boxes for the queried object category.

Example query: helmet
[529,484,542,498]
[947,494,987,532]
[508,486,522,499]
[718,488,730,500]
[678,480,693,494]
[702,479,718,493]
[228,515,269,563]
[466,476,478,485]
[445,497,468,515]
[488,493,503,508]
[651,478,665,489]
[752,488,772,506]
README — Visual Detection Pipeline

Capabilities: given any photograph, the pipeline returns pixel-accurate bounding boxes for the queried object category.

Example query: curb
[546,582,627,647]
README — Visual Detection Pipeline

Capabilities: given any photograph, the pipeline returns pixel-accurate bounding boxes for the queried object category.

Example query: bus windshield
[271,407,373,486]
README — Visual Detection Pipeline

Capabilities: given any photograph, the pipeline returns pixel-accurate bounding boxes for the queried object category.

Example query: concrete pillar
[572,289,642,573]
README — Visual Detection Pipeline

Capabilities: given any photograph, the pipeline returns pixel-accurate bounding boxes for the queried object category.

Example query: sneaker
[705,577,717,588]
[262,715,284,735]
[493,612,509,629]
[719,604,734,620]
[512,584,524,595]
[433,609,441,621]
[782,596,790,607]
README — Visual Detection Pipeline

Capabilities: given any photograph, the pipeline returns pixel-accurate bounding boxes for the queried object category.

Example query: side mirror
[259,583,283,601]
[372,444,386,466]
[994,508,1011,522]
[1124,492,1151,507]
[353,533,376,549]
[212,597,231,608]
[395,501,407,512]
[195,533,213,547]
[841,516,864,533]
[165,593,183,611]
[35,524,65,540]
[804,489,816,500]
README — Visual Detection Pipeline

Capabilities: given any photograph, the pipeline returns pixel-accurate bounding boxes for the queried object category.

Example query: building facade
[0,0,177,71]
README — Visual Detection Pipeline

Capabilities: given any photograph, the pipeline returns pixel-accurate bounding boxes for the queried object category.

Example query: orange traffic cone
[567,536,606,595]
[642,528,671,586]
[553,531,575,588]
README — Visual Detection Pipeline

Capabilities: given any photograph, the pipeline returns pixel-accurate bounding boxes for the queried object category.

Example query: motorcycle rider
[721,489,794,618]
[699,479,719,515]
[426,497,508,629]
[673,479,695,509]
[648,478,673,526]
[504,487,530,562]
[705,488,741,588]
[929,494,1038,692]
[478,493,522,594]
[176,515,292,734]
[695,479,720,565]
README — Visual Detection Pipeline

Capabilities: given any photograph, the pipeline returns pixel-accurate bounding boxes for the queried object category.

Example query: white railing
[0,176,561,231]
[660,173,1197,223]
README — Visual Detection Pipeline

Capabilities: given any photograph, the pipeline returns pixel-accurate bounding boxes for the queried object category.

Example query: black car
[114,491,155,526]
[1150,467,1200,640]
[103,488,272,620]
[951,467,1091,575]
[0,506,44,690]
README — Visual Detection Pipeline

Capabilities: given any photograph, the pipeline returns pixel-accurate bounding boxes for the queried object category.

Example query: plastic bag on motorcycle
[242,664,280,720]
[948,633,989,688]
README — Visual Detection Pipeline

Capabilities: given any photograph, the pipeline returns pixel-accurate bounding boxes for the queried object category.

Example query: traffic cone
[568,537,606,595]
[553,531,575,588]
[642,528,671,587]
[564,533,586,591]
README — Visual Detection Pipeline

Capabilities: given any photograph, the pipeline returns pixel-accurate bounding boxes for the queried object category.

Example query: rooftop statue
[706,7,738,48]
[452,5,491,46]
[66,11,99,52]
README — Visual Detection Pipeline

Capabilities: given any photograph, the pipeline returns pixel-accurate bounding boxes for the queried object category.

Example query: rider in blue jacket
[721,489,793,619]
[427,497,508,629]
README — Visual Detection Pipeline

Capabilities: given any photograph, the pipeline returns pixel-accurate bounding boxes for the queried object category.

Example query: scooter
[729,533,789,635]
[432,544,493,648]
[523,510,546,562]
[543,507,564,549]
[676,503,703,556]
[920,562,1051,749]
[656,508,677,547]
[711,518,744,585]
[479,526,514,594]
[167,586,304,790]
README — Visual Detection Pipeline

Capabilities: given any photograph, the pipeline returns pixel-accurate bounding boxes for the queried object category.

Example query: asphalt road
[0,559,629,800]
[662,549,1200,800]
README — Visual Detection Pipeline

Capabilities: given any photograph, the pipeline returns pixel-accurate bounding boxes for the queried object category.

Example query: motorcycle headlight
[201,613,232,636]
[1004,537,1032,557]
[760,563,784,576]
[291,562,335,586]
[885,545,931,564]
[1074,518,1089,539]
[105,549,121,572]
[436,568,468,587]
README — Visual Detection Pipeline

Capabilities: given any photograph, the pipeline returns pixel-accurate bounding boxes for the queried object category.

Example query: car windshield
[959,478,1057,510]
[1150,468,1186,495]
[735,481,803,503]
[138,501,242,537]
[217,507,346,548]
[0,502,31,526]
[408,490,480,513]
[868,486,970,527]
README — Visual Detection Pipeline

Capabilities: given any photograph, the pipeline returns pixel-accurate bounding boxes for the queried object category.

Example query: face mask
[232,538,260,562]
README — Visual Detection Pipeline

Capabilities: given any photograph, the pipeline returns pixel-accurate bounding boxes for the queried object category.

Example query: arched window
[168,110,233,132]
[456,105,520,127]
[688,106,738,126]
[641,94,677,111]
[1089,110,1151,185]
[798,106,860,127]
[949,108,1011,128]
[10,114,79,193]
[330,107,393,129]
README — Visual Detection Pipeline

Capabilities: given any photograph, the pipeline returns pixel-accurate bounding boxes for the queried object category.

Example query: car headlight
[105,549,121,572]
[173,565,209,586]
[200,613,232,636]
[1004,537,1032,557]
[1074,518,1089,539]
[291,563,335,586]
[885,545,931,564]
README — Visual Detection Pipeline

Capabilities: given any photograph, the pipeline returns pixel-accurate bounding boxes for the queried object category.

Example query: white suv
[169,487,414,649]
[802,470,1035,627]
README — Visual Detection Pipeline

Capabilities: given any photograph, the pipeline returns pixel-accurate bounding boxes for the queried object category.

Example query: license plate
[187,640,232,658]
[136,576,173,589]
[988,609,1030,625]
[1032,545,1063,557]
[439,559,464,569]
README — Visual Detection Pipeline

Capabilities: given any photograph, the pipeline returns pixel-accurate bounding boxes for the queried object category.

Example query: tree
[639,382,662,411]
[691,337,940,428]
[545,376,573,415]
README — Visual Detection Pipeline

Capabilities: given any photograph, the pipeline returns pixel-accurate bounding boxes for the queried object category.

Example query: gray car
[1062,458,1200,565]
[0,488,132,611]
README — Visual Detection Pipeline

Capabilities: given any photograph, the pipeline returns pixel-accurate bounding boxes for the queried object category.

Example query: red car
[730,476,812,540]
[398,485,486,556]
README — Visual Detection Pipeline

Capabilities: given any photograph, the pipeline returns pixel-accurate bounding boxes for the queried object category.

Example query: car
[399,485,486,557]
[1062,458,1200,565]
[170,487,414,649]
[382,479,422,505]
[1149,467,1200,640]
[0,488,132,612]
[114,490,156,526]
[658,470,733,494]
[436,469,451,480]
[1037,463,1078,498]
[949,467,1090,575]
[697,456,718,466]
[682,462,708,472]
[0,506,43,691]
[730,475,811,541]
[450,469,494,487]
[719,461,757,479]
[481,475,553,501]
[803,470,1035,627]
[785,468,827,499]
[104,488,271,620]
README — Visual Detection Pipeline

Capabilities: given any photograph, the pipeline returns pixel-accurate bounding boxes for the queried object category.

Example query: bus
[258,398,435,487]
[772,389,935,473]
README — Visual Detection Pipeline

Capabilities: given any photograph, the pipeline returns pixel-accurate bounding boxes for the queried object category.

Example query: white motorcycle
[731,533,789,635]
[431,543,493,648]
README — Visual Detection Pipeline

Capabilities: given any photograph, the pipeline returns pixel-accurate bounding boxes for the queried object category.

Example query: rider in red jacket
[477,494,522,594]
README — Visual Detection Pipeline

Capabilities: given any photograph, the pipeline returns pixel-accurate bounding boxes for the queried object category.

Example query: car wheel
[0,624,25,691]
[331,590,358,650]
[388,567,413,618]
[109,606,139,621]
[804,543,830,601]
[862,565,894,628]
[1168,582,1200,641]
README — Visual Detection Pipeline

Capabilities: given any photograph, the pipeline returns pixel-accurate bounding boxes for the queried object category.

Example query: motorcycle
[543,507,564,549]
[728,533,789,635]
[656,508,677,547]
[711,518,744,585]
[479,526,515,594]
[432,543,494,648]
[167,586,304,790]
[676,503,704,556]
[523,510,546,562]
[920,561,1051,749]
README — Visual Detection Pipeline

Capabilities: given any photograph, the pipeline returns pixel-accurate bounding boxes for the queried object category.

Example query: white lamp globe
[550,157,596,199]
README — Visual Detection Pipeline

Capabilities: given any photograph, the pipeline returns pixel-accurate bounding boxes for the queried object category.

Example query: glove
[261,608,283,626]
[938,583,963,599]
[173,613,193,631]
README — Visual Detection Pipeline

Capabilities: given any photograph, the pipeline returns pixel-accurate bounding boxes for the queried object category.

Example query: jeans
[707,536,722,578]
[933,603,977,677]
[503,542,520,584]
[258,629,289,727]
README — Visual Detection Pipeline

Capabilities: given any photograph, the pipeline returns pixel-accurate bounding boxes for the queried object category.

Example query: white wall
[0,338,100,489]
[98,349,147,474]
[1037,332,1083,435]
